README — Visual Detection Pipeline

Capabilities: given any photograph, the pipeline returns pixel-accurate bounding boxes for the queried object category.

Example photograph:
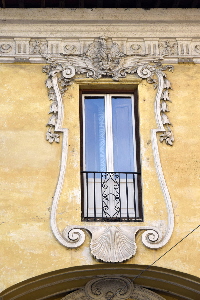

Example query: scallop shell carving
[90,226,136,262]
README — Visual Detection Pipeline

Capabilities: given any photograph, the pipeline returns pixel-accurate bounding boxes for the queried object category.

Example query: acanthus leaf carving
[44,37,174,146]
[44,37,174,263]
[161,113,171,125]
[160,131,174,146]
[46,127,60,144]
[194,44,200,54]
[30,39,47,54]
[163,78,171,89]
[64,44,78,54]
[158,40,178,56]
[160,101,169,112]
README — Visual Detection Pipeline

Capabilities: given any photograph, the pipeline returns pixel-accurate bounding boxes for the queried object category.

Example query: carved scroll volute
[44,37,174,263]
[85,277,133,300]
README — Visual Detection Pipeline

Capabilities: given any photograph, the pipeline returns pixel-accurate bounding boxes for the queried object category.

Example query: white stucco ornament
[43,37,174,263]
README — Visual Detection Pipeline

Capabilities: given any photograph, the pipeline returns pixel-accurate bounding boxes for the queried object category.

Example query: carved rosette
[61,276,165,300]
[158,40,178,56]
[30,39,48,54]
[0,43,12,53]
[44,37,174,263]
[85,277,133,300]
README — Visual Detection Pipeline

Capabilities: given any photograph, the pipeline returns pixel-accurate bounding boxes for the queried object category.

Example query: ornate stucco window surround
[43,37,174,263]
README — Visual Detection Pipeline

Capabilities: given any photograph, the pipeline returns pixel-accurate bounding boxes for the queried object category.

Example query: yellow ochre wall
[0,63,199,292]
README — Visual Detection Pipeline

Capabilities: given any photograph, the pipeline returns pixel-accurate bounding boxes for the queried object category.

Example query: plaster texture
[0,63,199,293]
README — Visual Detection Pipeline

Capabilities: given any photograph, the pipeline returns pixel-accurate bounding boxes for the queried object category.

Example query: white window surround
[42,37,175,262]
[0,34,177,262]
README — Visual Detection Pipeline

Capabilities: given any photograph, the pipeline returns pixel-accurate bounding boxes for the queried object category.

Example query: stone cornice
[1,9,200,40]
[1,8,200,22]
[1,9,200,62]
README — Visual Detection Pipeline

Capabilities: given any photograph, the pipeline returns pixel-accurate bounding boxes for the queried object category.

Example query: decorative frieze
[14,38,30,55]
[63,44,79,55]
[30,39,48,55]
[144,39,159,56]
[127,42,145,55]
[158,40,178,56]
[0,43,13,53]
[1,37,200,62]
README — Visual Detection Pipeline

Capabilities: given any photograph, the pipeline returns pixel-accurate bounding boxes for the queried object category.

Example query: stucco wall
[0,62,199,292]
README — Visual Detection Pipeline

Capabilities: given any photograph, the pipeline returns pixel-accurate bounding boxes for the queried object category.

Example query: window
[81,93,142,221]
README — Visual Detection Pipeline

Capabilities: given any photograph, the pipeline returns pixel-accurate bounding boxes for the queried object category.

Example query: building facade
[0,8,200,300]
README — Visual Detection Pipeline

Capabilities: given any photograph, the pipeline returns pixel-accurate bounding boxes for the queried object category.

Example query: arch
[0,264,200,300]
[61,277,165,300]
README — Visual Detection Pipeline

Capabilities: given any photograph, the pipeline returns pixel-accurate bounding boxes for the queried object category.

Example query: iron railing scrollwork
[81,171,142,222]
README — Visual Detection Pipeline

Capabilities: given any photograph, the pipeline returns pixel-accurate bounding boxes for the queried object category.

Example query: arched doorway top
[0,264,199,300]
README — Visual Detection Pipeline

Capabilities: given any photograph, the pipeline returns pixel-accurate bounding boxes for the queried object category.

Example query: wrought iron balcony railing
[81,171,143,222]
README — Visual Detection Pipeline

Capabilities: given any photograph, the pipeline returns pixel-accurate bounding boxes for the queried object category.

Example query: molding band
[1,37,200,64]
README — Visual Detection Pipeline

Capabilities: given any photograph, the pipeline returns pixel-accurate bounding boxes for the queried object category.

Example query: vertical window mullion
[131,94,137,172]
[105,94,114,172]
[82,95,86,171]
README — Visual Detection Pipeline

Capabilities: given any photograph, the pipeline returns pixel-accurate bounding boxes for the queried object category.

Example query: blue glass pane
[112,97,134,172]
[84,97,106,172]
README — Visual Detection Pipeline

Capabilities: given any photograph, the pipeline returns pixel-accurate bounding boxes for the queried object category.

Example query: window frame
[80,89,143,222]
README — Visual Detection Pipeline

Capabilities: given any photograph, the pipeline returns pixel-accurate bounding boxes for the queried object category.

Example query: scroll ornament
[43,37,174,263]
[43,37,174,145]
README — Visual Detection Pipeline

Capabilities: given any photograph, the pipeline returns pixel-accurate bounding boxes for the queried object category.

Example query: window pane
[84,96,106,172]
[112,96,134,172]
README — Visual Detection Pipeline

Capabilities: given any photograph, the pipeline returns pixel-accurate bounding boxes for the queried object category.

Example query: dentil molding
[61,276,165,300]
[43,37,174,263]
